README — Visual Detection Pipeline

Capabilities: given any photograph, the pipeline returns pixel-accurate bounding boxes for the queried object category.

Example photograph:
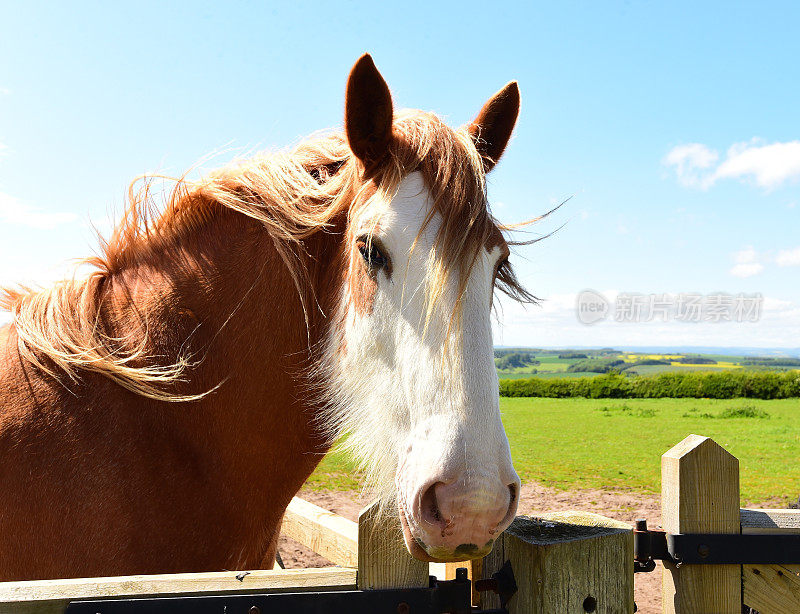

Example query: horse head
[324,55,524,562]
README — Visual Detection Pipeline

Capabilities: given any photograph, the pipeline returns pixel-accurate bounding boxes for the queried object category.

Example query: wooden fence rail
[0,568,358,614]
[280,496,358,568]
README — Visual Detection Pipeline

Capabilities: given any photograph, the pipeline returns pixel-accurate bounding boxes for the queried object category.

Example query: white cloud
[725,245,800,274]
[714,140,800,188]
[763,296,793,311]
[664,139,800,190]
[730,262,764,278]
[734,246,758,264]
[0,191,77,229]
[729,246,763,277]
[662,143,718,187]
[776,247,800,267]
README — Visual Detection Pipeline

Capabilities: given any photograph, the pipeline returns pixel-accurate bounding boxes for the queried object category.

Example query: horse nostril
[419,482,444,529]
[416,478,519,539]
[508,482,517,503]
[492,482,519,534]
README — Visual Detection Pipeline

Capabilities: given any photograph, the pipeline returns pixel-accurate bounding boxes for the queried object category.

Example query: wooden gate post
[356,501,429,590]
[661,434,741,613]
[481,510,634,613]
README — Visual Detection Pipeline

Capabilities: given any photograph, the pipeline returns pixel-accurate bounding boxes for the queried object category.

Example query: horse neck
[106,205,345,486]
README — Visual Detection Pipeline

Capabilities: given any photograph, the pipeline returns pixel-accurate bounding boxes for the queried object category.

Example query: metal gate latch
[473,560,518,611]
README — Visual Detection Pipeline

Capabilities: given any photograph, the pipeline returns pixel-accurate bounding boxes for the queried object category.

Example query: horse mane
[1,109,536,400]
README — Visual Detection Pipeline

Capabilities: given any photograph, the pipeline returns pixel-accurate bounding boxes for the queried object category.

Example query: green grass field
[307,397,800,505]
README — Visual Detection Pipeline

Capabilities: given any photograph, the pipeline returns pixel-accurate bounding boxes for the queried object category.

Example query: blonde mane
[1,110,535,400]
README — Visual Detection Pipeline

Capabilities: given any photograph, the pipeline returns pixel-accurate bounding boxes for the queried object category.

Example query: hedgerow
[499,370,800,399]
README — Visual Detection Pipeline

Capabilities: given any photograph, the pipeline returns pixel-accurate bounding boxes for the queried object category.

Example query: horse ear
[468,81,520,172]
[345,54,394,169]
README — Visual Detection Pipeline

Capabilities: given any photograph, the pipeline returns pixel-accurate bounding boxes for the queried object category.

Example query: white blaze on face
[331,172,520,562]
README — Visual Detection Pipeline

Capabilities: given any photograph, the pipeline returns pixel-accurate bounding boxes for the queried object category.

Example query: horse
[0,54,534,581]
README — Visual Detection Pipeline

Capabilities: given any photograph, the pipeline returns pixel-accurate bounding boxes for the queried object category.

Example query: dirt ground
[278,484,665,614]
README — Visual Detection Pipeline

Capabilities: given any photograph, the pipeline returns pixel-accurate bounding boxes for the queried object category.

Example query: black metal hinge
[634,518,800,571]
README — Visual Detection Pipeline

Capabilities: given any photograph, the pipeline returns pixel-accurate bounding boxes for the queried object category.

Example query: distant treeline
[567,358,624,373]
[500,371,800,399]
[558,351,588,359]
[566,357,675,373]
[676,355,717,364]
[741,357,800,367]
[495,348,542,357]
[494,348,622,358]
[495,352,539,370]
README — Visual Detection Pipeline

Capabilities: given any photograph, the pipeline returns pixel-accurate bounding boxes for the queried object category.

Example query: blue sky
[1,1,798,350]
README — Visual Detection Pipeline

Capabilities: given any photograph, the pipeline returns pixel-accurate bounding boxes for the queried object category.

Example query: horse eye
[357,240,387,270]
